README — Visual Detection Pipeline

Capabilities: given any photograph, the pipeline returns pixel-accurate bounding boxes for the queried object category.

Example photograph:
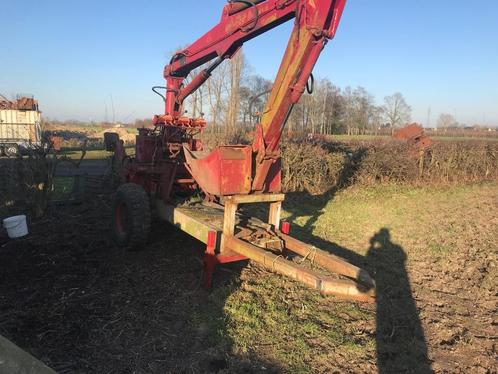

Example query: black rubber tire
[112,183,151,249]
[4,144,18,158]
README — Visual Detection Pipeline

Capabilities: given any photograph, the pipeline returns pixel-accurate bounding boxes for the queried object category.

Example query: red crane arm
[161,0,346,125]
[155,0,347,195]
[162,0,297,117]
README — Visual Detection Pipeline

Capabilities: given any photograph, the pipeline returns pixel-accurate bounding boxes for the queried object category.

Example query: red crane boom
[152,0,346,197]
[106,0,376,302]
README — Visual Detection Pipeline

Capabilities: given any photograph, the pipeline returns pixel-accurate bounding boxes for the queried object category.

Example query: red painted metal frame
[116,0,348,201]
[203,221,294,289]
[281,221,291,235]
[155,0,347,196]
[203,231,247,289]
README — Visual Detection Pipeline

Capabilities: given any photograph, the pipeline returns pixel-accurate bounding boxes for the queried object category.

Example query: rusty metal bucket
[183,145,253,196]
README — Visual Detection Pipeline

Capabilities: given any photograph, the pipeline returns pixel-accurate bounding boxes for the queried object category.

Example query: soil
[0,181,496,373]
[0,191,269,373]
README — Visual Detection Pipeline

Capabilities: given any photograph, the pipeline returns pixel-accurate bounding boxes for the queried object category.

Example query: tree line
[181,49,413,136]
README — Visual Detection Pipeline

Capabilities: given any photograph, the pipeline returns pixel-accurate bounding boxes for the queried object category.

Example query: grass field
[2,168,496,372]
[196,182,498,372]
[327,134,498,142]
[431,135,498,142]
[60,147,134,160]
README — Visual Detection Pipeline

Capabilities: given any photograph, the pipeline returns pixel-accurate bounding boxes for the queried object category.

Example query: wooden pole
[225,236,375,302]
[279,233,376,288]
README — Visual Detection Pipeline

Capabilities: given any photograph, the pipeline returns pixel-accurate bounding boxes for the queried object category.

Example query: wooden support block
[221,201,238,253]
[225,193,285,204]
[268,201,282,229]
[222,201,238,237]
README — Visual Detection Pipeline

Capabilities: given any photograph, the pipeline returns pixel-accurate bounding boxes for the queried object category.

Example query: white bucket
[3,215,29,239]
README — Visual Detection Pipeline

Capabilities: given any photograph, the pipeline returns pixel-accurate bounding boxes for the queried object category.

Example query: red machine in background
[107,0,376,302]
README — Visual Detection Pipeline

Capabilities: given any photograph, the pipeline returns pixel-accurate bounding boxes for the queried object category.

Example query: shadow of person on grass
[284,145,367,233]
[280,140,433,372]
[366,228,433,374]
[282,214,433,373]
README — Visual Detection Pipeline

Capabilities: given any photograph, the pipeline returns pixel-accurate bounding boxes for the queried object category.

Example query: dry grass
[2,178,496,372]
[202,182,498,373]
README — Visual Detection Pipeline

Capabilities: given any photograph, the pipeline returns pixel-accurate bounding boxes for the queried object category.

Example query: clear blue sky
[1,0,497,126]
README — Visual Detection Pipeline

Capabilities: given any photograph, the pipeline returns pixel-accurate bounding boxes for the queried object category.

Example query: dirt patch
[0,183,496,373]
[0,193,277,373]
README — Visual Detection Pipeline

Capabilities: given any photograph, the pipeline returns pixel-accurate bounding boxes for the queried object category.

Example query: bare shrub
[280,138,498,193]
[281,142,344,194]
[0,141,88,219]
[424,141,498,184]
[348,140,497,186]
[0,160,21,218]
[352,141,418,185]
[199,129,252,150]
[15,152,58,218]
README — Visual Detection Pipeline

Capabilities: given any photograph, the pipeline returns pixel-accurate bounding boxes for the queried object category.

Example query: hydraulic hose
[228,0,260,32]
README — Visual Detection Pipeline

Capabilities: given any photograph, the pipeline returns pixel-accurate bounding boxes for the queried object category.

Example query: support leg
[269,201,282,229]
[221,201,238,253]
[203,231,217,289]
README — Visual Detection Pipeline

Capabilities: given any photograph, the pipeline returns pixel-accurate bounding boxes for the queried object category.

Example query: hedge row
[281,140,498,194]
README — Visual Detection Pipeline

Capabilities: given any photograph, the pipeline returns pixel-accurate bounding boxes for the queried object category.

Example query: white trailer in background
[0,95,42,157]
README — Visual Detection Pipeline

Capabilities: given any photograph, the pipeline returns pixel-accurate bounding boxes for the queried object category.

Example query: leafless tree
[226,49,244,132]
[161,50,410,138]
[184,66,206,119]
[341,86,374,135]
[206,61,230,133]
[383,93,412,133]
[437,113,456,131]
[370,106,385,135]
[239,74,272,129]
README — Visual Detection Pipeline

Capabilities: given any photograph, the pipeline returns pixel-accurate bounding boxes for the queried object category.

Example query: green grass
[325,134,498,142]
[210,182,498,372]
[222,271,376,372]
[60,146,134,160]
[61,149,110,160]
[431,136,498,142]
[285,183,498,260]
[52,176,75,200]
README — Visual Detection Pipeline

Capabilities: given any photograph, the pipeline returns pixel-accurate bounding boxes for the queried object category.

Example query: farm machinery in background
[0,95,62,156]
[394,123,433,151]
[0,95,42,157]
[105,0,375,302]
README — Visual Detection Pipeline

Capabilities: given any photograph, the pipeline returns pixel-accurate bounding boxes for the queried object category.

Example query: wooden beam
[225,193,285,204]
[280,233,376,288]
[155,201,223,249]
[268,201,282,228]
[224,236,375,303]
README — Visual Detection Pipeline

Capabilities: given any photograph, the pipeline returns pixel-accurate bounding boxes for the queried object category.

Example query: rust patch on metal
[0,96,39,111]
[393,123,433,150]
